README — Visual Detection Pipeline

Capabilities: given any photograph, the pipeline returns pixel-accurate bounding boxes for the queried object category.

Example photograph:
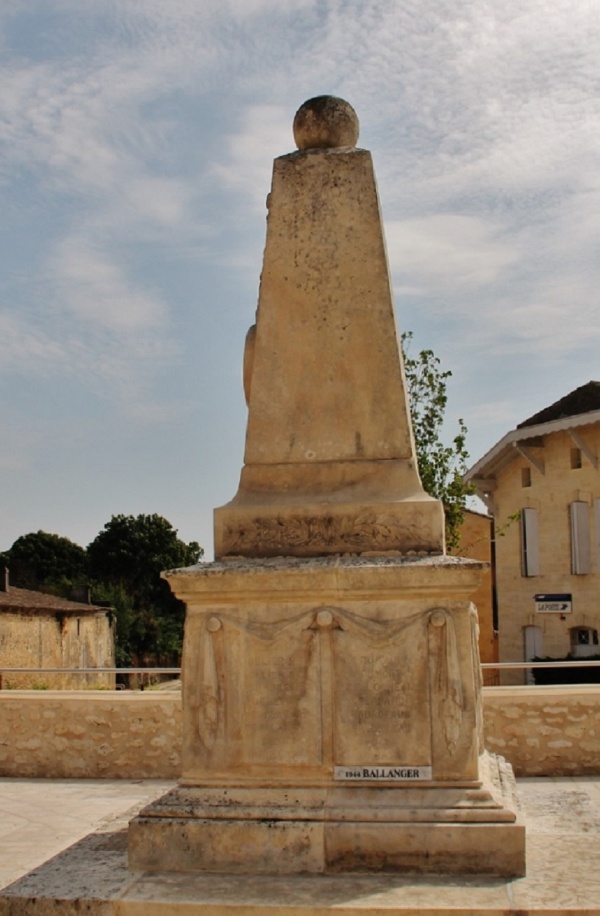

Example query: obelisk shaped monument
[129,97,524,879]
[214,96,444,559]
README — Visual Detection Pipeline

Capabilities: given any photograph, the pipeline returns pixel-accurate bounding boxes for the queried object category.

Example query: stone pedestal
[129,556,525,876]
[128,96,524,879]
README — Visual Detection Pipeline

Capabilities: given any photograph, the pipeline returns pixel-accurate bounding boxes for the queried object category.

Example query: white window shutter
[595,499,600,570]
[521,507,540,577]
[571,501,591,575]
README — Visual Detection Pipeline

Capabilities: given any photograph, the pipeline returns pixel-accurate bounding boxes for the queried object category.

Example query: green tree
[402,332,473,549]
[87,514,203,665]
[0,530,87,594]
[88,582,135,668]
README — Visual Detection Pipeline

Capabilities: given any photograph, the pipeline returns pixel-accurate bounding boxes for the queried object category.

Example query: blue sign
[534,593,572,613]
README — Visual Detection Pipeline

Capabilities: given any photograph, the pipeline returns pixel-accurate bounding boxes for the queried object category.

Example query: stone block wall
[0,686,599,779]
[483,685,600,776]
[0,610,115,689]
[0,692,181,778]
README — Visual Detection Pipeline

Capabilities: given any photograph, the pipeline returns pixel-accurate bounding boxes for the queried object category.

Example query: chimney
[68,585,92,604]
[0,567,8,592]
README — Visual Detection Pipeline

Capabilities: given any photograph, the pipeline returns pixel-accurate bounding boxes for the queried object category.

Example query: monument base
[142,556,525,878]
[214,460,446,558]
[129,752,525,877]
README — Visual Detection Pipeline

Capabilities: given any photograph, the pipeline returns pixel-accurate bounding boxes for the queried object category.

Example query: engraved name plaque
[335,765,433,781]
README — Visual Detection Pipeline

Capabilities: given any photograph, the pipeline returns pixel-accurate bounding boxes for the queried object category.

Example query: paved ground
[0,778,174,889]
[1,776,600,913]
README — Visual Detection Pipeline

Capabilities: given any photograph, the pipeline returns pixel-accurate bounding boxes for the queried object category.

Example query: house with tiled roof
[0,568,115,689]
[465,382,600,682]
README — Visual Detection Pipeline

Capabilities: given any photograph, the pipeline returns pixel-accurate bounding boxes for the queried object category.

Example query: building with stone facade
[451,508,498,682]
[0,569,115,688]
[466,382,600,682]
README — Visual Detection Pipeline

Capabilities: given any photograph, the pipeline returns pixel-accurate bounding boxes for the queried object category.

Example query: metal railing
[480,659,600,686]
[0,668,181,675]
[1,661,600,687]
[3,661,600,672]
[0,667,181,690]
[482,660,600,670]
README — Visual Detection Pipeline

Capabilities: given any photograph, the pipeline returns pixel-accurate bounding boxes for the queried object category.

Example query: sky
[1,0,599,559]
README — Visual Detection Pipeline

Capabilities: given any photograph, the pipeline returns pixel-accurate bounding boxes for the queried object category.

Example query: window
[521,467,531,487]
[570,448,582,469]
[570,626,599,658]
[571,501,591,574]
[521,507,540,576]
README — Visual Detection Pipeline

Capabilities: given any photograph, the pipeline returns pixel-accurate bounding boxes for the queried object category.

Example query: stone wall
[0,609,115,689]
[0,691,182,778]
[0,686,599,779]
[483,685,600,776]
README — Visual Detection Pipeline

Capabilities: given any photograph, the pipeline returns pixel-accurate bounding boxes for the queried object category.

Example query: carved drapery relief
[241,625,320,764]
[325,606,425,642]
[427,609,464,754]
[199,616,221,749]
[190,604,470,773]
[329,606,430,764]
[469,605,485,754]
[194,609,322,766]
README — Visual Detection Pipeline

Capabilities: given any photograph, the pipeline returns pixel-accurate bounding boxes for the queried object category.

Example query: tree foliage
[87,514,201,604]
[87,514,203,665]
[2,514,203,669]
[402,332,473,549]
[0,530,87,593]
[88,582,136,669]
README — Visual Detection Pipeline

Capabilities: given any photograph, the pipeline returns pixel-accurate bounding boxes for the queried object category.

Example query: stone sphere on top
[293,96,359,150]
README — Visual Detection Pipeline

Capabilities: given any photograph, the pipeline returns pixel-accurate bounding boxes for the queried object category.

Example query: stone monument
[129,95,525,876]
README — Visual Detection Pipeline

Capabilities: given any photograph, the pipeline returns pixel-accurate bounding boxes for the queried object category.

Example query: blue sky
[2,0,599,558]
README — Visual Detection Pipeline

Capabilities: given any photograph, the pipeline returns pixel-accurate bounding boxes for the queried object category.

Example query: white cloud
[0,232,179,420]
[466,399,524,431]
[387,215,517,294]
[124,177,188,226]
[0,310,67,375]
[51,238,167,332]
[212,105,292,211]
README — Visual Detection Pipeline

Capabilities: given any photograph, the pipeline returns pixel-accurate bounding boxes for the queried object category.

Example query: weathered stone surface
[0,584,114,690]
[0,692,182,779]
[129,751,524,876]
[2,686,600,780]
[293,95,359,150]
[129,556,524,876]
[214,117,444,559]
[129,97,523,879]
[167,557,485,785]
